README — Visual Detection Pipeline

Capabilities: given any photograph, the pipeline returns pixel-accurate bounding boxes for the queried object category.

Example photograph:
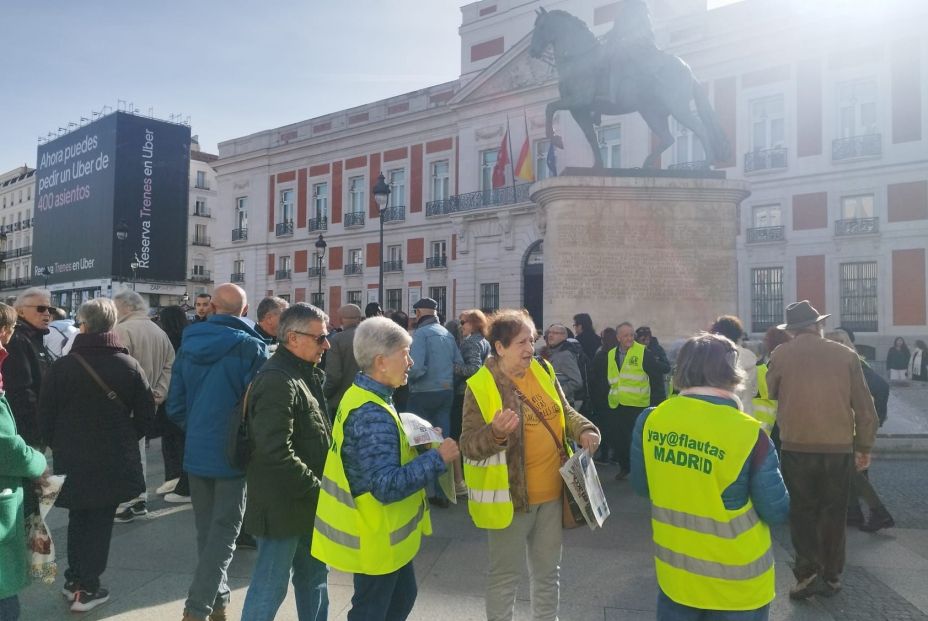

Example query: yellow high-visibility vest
[311,384,431,575]
[751,363,777,435]
[643,396,774,610]
[463,358,568,529]
[607,342,650,408]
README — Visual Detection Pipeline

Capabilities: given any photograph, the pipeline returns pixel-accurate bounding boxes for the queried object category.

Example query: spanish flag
[514,134,534,182]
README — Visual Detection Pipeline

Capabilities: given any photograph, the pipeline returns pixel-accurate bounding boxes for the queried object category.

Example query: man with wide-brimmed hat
[766,300,878,600]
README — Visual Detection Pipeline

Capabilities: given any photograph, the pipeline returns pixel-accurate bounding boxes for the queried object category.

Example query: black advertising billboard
[33,112,190,286]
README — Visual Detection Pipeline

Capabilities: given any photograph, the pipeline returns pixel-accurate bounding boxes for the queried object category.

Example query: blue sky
[1,1,462,171]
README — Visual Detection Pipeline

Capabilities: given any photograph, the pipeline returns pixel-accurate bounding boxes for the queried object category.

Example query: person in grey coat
[323,304,362,419]
[541,324,583,407]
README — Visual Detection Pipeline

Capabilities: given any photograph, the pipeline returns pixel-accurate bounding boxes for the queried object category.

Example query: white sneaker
[164,492,191,504]
[156,478,179,495]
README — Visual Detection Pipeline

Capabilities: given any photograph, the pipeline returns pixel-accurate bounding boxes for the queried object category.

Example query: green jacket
[0,391,47,599]
[243,346,332,538]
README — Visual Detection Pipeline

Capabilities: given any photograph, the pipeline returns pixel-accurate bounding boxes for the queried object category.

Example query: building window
[481,150,499,192]
[311,292,325,308]
[752,204,782,228]
[840,261,878,332]
[387,245,402,263]
[196,170,208,189]
[233,259,244,274]
[194,199,208,216]
[750,95,785,151]
[671,118,706,165]
[750,267,783,333]
[193,223,208,245]
[534,139,552,180]
[389,170,406,207]
[597,125,622,168]
[431,240,447,258]
[192,262,206,276]
[349,248,362,267]
[313,183,328,220]
[235,197,248,229]
[279,256,292,271]
[347,290,362,306]
[838,79,877,138]
[349,176,365,214]
[279,189,294,223]
[430,160,450,201]
[841,194,874,219]
[386,288,403,312]
[480,283,500,312]
[429,286,447,319]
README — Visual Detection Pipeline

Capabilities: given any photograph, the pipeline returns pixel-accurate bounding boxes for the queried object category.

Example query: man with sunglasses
[2,288,54,449]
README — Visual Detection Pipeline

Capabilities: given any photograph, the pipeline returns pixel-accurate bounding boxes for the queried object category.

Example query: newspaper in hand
[559,449,610,530]
[399,412,444,446]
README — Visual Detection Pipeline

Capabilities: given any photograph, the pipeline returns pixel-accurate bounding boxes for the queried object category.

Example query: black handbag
[226,382,255,470]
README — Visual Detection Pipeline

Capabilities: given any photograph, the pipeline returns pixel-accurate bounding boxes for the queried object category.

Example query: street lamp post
[130,261,139,290]
[372,173,391,306]
[41,267,51,288]
[314,233,327,306]
[181,291,189,311]
[115,219,129,289]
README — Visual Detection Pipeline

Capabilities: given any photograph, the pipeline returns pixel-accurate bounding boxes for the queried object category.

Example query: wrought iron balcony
[232,228,248,242]
[344,263,363,276]
[308,217,328,232]
[344,212,365,228]
[382,260,404,273]
[426,256,447,269]
[276,221,294,237]
[13,222,20,231]
[832,134,881,161]
[11,245,32,257]
[746,226,785,243]
[194,181,210,190]
[744,148,788,173]
[275,269,292,280]
[426,183,531,217]
[193,205,211,217]
[230,272,245,283]
[668,160,711,172]
[835,217,879,236]
[381,205,405,223]
[191,236,211,247]
[308,265,326,278]
[190,271,212,283]
[21,219,31,229]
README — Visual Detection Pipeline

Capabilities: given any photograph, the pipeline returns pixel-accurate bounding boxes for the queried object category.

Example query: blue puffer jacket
[341,373,446,503]
[630,394,789,525]
[166,315,269,478]
[408,316,464,393]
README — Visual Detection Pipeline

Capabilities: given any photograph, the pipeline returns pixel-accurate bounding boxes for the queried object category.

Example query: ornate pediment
[451,35,558,105]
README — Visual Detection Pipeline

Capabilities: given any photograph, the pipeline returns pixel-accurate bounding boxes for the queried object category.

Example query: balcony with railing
[21,218,31,229]
[232,228,247,242]
[426,255,448,269]
[191,236,211,247]
[832,134,881,161]
[344,212,365,228]
[744,148,788,173]
[308,217,328,232]
[6,245,32,257]
[189,270,212,283]
[0,277,32,289]
[231,272,245,283]
[746,226,785,243]
[835,217,879,237]
[308,265,326,278]
[276,221,294,237]
[383,259,404,273]
[381,206,405,223]
[275,269,292,280]
[426,183,531,217]
[344,263,363,276]
[193,205,211,217]
[194,181,210,190]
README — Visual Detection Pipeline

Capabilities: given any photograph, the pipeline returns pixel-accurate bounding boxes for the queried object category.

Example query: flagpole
[523,109,532,183]
[506,114,516,198]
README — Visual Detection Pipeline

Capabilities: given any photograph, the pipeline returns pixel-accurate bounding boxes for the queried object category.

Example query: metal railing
[276,221,294,237]
[308,217,328,232]
[746,226,785,243]
[832,134,881,161]
[835,217,879,236]
[8,245,32,257]
[308,266,326,278]
[343,263,363,276]
[344,212,365,227]
[426,256,448,269]
[191,236,211,247]
[382,259,404,272]
[190,271,212,282]
[744,147,788,173]
[0,277,31,288]
[426,183,531,217]
[193,206,211,217]
[230,272,245,283]
[194,182,210,190]
[232,228,248,242]
[275,269,292,280]
[381,205,405,223]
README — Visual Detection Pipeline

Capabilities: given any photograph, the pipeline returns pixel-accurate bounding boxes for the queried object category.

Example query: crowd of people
[0,283,905,621]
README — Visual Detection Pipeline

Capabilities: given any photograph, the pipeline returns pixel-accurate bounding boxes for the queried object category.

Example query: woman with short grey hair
[38,298,155,612]
[312,317,458,620]
[629,332,789,619]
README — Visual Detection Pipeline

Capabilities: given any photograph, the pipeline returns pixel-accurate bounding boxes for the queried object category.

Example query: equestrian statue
[528,2,730,169]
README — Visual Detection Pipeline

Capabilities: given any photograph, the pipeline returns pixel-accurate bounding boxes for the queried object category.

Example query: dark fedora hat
[778,300,831,330]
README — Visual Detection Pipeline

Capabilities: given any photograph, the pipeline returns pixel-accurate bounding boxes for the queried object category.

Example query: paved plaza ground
[17,387,928,620]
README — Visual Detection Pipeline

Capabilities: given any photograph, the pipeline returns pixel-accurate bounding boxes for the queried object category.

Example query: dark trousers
[161,423,189,495]
[65,505,118,591]
[348,562,417,621]
[849,469,883,510]
[450,392,465,441]
[601,406,644,472]
[780,451,853,582]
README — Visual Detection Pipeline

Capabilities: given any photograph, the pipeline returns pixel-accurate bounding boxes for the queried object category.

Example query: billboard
[33,112,191,286]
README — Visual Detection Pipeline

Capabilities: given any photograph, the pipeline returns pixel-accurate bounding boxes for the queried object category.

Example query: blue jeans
[241,533,328,621]
[657,589,769,621]
[0,596,20,621]
[348,562,417,621]
[407,390,453,498]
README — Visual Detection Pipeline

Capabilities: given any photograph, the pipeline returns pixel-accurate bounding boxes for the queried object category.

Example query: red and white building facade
[213,0,928,354]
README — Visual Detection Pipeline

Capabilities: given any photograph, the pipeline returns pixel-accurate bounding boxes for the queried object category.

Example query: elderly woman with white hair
[39,298,156,612]
[313,317,459,621]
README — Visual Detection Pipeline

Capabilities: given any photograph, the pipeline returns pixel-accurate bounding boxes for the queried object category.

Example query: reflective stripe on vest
[643,396,775,610]
[311,384,431,575]
[751,363,777,435]
[607,342,650,408]
[464,358,566,529]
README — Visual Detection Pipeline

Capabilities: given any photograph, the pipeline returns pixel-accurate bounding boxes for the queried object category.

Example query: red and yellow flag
[514,135,534,182]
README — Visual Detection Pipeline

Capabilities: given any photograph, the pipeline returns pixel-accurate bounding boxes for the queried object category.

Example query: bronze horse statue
[528,6,730,169]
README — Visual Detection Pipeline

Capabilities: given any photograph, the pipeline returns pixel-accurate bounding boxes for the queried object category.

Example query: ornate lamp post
[372,173,391,306]
[115,219,129,288]
[41,266,51,288]
[314,233,327,305]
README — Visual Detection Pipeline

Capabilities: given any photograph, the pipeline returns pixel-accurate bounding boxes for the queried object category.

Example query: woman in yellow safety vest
[630,332,790,619]
[459,309,600,621]
[755,326,792,450]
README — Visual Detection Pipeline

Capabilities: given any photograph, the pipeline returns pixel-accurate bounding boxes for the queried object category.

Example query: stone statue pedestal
[531,169,751,342]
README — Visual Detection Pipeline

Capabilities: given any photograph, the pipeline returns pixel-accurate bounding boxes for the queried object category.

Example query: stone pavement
[17,445,928,621]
